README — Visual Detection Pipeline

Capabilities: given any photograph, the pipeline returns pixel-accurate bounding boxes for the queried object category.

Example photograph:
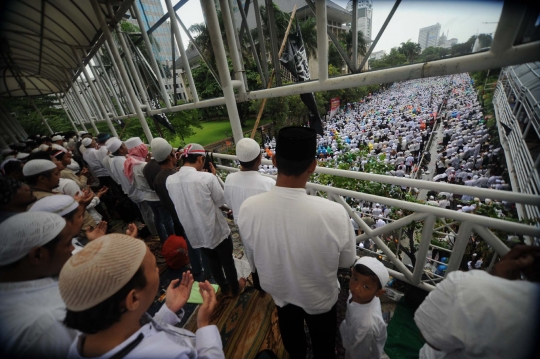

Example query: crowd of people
[0,73,538,359]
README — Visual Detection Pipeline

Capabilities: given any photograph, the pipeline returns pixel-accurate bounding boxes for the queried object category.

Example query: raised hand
[208,162,217,175]
[197,280,217,328]
[166,271,194,313]
[80,167,89,176]
[96,186,109,198]
[86,221,108,241]
[75,189,94,207]
[125,223,138,238]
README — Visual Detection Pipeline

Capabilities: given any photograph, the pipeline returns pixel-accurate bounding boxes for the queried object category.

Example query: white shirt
[82,147,109,177]
[68,303,224,359]
[340,293,387,359]
[109,156,144,203]
[414,270,539,359]
[224,171,275,224]
[238,186,356,314]
[132,163,159,201]
[0,278,77,358]
[166,166,229,249]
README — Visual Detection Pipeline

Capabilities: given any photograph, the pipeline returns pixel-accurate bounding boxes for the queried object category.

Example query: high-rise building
[418,23,441,51]
[127,0,173,64]
[347,0,373,40]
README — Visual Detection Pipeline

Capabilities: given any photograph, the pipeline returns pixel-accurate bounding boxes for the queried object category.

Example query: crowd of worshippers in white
[0,122,538,359]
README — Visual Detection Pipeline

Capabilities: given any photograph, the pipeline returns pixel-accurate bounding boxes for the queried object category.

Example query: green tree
[341,29,367,59]
[398,40,422,63]
[369,48,407,69]
[419,46,449,62]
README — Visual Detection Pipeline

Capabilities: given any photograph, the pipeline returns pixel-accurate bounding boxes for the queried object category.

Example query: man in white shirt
[238,127,356,359]
[81,137,111,185]
[167,143,244,297]
[224,138,275,225]
[414,245,539,359]
[0,212,77,358]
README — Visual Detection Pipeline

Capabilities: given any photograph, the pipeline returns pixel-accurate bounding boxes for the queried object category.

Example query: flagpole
[250,5,298,139]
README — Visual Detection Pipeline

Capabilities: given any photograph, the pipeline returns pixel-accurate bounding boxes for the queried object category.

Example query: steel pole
[56,93,79,132]
[316,0,328,81]
[0,134,8,149]
[66,91,88,132]
[0,113,18,143]
[219,0,248,96]
[351,0,358,72]
[72,80,99,134]
[0,104,27,139]
[165,0,199,103]
[91,0,153,142]
[91,64,118,118]
[0,109,25,141]
[104,42,135,114]
[200,0,243,143]
[29,98,54,135]
[97,49,126,116]
[131,3,172,108]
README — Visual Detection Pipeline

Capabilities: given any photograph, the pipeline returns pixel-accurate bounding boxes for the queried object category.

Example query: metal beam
[253,0,269,85]
[358,0,401,72]
[200,0,243,143]
[165,0,199,103]
[237,0,267,88]
[30,98,53,135]
[351,0,358,72]
[266,0,282,86]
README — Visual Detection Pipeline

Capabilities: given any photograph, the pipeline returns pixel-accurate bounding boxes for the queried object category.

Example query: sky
[160,0,503,54]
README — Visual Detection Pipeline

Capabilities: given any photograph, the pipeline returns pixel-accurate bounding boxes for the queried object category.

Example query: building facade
[370,50,386,60]
[418,23,441,51]
[347,0,373,41]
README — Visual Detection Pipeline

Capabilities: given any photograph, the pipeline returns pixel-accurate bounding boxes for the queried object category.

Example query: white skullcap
[23,159,57,176]
[0,212,66,265]
[105,138,122,153]
[16,152,29,160]
[354,256,389,288]
[474,197,480,202]
[236,138,261,162]
[429,196,434,200]
[150,138,172,162]
[125,137,143,150]
[59,234,147,311]
[38,144,50,152]
[485,198,492,204]
[67,159,80,172]
[52,135,63,142]
[1,149,14,156]
[77,131,87,136]
[31,148,40,153]
[51,144,66,152]
[81,138,92,147]
[29,195,79,217]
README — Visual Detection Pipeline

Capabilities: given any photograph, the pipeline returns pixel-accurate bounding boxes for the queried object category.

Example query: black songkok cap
[276,127,317,161]
[97,133,111,143]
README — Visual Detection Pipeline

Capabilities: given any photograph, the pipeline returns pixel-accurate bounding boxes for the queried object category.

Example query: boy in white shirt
[340,257,389,359]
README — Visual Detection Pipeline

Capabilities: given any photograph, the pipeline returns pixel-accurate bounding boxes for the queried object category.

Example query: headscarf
[124,143,148,182]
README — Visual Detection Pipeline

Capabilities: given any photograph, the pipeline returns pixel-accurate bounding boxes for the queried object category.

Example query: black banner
[280,19,323,136]
[150,98,176,134]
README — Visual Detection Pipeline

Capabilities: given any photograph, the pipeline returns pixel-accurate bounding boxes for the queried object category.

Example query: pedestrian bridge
[213,153,540,291]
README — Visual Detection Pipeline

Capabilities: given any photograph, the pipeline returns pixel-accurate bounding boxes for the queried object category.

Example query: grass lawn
[170,118,272,147]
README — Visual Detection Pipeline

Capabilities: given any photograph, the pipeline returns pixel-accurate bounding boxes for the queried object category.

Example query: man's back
[238,186,356,314]
[166,166,229,249]
[224,171,275,224]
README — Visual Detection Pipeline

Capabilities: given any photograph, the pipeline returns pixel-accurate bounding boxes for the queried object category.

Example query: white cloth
[101,155,114,179]
[67,303,224,359]
[132,163,159,201]
[340,293,387,359]
[82,148,109,177]
[238,186,356,314]
[166,166,229,249]
[0,278,77,358]
[109,156,144,203]
[414,270,539,359]
[56,178,82,196]
[224,171,275,224]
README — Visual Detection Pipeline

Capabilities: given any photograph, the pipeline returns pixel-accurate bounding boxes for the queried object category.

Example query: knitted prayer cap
[150,137,172,162]
[59,234,147,311]
[125,137,143,150]
[52,135,64,142]
[276,127,317,161]
[0,212,66,266]
[236,138,261,162]
[0,176,22,205]
[180,143,205,157]
[29,195,79,217]
[105,137,122,153]
[16,152,29,160]
[354,256,389,288]
[23,159,57,176]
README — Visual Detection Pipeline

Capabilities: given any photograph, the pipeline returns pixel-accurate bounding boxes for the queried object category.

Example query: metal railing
[493,77,540,221]
[213,153,540,291]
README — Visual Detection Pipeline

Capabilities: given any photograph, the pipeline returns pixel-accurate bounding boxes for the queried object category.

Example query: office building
[418,23,441,51]
[347,0,373,41]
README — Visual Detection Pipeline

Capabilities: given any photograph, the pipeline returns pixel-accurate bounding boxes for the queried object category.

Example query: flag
[149,98,176,134]
[280,19,323,136]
